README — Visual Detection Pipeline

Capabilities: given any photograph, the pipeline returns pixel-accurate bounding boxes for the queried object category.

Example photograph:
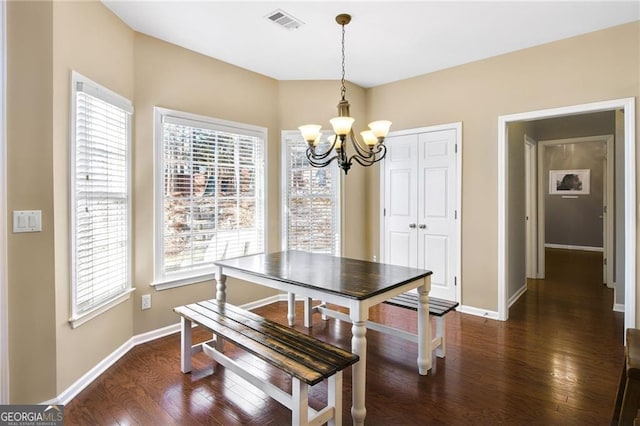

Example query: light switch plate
[13,210,42,233]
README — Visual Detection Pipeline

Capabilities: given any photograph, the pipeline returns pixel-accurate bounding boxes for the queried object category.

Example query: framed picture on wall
[549,169,590,195]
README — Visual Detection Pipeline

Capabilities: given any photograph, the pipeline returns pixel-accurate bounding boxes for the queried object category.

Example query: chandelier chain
[340,23,346,100]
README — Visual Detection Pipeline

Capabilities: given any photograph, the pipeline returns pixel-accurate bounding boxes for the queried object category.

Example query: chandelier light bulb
[298,124,322,144]
[368,120,392,139]
[360,130,378,147]
[329,116,355,136]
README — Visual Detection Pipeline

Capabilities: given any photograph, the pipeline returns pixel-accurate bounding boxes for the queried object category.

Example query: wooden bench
[174,300,359,426]
[383,293,459,358]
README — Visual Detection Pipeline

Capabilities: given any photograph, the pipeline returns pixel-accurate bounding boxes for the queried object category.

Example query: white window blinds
[71,72,132,319]
[282,132,341,255]
[155,109,266,286]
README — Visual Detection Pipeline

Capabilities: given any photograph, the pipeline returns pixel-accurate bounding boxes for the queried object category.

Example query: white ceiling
[102,1,640,88]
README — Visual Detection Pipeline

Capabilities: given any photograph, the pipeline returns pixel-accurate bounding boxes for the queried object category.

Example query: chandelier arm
[348,144,387,167]
[307,146,336,161]
[306,149,340,168]
[306,135,339,161]
[347,130,375,158]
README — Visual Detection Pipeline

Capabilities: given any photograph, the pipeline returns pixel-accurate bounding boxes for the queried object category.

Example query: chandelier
[298,14,391,175]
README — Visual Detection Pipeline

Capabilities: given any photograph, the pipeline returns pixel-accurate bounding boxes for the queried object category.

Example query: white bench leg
[292,377,309,425]
[304,297,313,328]
[434,316,446,358]
[287,292,296,326]
[328,371,343,426]
[180,317,192,373]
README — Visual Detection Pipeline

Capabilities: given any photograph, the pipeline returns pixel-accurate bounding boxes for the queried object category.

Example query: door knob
[419,224,426,229]
[409,223,417,229]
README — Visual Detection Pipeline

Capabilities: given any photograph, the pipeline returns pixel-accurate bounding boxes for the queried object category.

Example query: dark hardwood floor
[65,248,624,425]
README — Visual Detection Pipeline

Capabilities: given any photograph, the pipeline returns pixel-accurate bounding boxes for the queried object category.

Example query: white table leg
[287,292,296,326]
[215,266,227,303]
[350,305,368,426]
[417,282,432,375]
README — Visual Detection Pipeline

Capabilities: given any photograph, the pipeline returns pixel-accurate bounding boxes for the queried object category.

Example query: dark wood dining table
[214,250,432,426]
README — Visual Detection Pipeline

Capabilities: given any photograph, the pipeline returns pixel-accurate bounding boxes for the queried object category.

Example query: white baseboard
[614,303,625,313]
[457,304,500,320]
[53,337,135,405]
[241,295,281,310]
[508,283,527,308]
[545,243,603,252]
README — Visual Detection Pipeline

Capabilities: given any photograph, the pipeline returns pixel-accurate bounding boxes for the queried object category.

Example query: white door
[417,130,458,300]
[383,126,460,302]
[383,134,419,268]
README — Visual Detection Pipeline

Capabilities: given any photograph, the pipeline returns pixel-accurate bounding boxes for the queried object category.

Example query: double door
[382,126,459,301]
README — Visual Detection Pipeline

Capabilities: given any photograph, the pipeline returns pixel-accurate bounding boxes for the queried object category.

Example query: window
[281,131,341,255]
[154,108,266,289]
[70,72,133,326]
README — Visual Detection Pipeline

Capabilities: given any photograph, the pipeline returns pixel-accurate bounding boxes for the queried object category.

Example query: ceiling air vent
[265,9,304,30]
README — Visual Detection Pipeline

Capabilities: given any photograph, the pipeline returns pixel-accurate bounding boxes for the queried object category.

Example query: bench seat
[383,292,459,316]
[174,300,358,426]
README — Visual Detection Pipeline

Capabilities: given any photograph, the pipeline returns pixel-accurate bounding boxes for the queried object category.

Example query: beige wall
[366,21,640,311]
[5,0,639,404]
[7,0,57,403]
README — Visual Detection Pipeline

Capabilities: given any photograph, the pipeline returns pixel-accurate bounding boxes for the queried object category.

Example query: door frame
[536,135,614,286]
[498,98,635,331]
[524,135,538,279]
[379,122,462,303]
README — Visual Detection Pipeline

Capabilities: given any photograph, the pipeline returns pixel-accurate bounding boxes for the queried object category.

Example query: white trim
[544,243,603,252]
[498,97,635,331]
[524,136,534,280]
[379,122,462,303]
[151,273,216,291]
[457,305,500,320]
[508,282,528,308]
[614,303,625,313]
[68,288,135,329]
[0,0,8,404]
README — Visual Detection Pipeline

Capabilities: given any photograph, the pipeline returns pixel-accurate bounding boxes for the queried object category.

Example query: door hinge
[384,208,386,217]
[454,276,457,286]
[603,205,607,213]
[604,258,607,265]
[455,144,458,154]
[454,210,457,220]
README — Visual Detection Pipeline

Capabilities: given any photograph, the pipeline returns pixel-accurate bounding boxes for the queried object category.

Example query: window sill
[151,273,216,291]
[69,288,135,329]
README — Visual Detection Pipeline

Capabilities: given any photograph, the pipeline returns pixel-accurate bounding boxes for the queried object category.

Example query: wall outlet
[141,294,151,310]
[373,255,377,262]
